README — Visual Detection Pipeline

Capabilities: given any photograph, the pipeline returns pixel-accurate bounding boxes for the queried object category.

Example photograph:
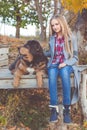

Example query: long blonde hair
[49,14,73,57]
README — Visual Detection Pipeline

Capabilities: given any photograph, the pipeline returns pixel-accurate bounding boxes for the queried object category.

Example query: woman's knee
[48,67,58,80]
[59,66,71,77]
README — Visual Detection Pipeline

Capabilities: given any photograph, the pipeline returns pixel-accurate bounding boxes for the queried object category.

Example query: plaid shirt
[52,36,65,64]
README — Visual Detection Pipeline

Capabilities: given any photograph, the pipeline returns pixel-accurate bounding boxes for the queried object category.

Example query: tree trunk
[16,23,20,38]
[54,0,61,15]
[73,9,87,48]
[15,9,21,38]
[34,0,46,41]
[82,9,87,40]
[40,26,46,42]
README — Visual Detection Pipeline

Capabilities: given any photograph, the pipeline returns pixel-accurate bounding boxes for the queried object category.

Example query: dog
[9,40,48,88]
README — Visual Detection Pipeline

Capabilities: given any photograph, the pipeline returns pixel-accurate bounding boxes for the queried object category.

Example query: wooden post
[81,74,87,120]
[0,47,9,67]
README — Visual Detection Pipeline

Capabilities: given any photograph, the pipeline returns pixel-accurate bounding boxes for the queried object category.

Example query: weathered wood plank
[0,68,48,89]
[0,47,9,66]
[0,59,8,66]
[0,48,9,55]
[0,54,8,60]
[81,74,87,120]
[0,65,87,89]
[0,68,47,79]
[0,68,76,89]
[0,78,48,89]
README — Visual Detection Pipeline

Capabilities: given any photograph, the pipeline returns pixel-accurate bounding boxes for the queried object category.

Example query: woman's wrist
[58,63,66,69]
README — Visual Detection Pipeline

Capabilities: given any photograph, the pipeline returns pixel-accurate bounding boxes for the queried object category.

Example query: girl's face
[51,19,62,34]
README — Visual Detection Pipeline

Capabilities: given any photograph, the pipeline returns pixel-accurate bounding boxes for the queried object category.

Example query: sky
[0,23,36,37]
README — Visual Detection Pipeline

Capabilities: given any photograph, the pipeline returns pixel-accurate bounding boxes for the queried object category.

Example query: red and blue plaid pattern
[52,37,65,64]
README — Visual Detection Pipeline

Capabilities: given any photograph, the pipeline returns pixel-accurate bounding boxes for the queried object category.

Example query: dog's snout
[20,54,27,59]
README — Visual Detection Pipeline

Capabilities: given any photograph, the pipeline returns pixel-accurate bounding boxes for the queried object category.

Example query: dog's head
[19,46,33,62]
[23,40,44,56]
[18,40,48,68]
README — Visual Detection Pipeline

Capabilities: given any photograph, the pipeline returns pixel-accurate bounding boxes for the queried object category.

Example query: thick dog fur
[9,40,48,88]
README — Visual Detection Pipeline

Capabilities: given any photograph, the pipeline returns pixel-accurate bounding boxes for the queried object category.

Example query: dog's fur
[9,40,48,88]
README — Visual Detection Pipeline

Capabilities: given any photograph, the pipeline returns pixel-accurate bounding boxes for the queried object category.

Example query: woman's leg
[59,66,73,105]
[59,66,74,123]
[48,66,59,122]
[48,66,59,106]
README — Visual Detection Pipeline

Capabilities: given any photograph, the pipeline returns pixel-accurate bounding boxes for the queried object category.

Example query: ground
[0,89,86,130]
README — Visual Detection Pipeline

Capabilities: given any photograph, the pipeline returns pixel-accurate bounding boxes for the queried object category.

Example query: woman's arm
[43,50,51,57]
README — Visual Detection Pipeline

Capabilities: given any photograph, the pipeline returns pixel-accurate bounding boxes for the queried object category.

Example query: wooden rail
[0,68,48,89]
[0,66,87,89]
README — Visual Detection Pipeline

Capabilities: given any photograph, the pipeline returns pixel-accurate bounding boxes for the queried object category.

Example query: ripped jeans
[48,64,74,106]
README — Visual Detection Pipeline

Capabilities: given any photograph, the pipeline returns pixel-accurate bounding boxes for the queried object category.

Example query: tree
[61,0,87,41]
[27,0,52,41]
[0,0,52,40]
[0,0,61,41]
[0,0,30,38]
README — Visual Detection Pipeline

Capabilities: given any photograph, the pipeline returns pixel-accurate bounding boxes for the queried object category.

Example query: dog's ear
[19,47,29,55]
[30,40,43,55]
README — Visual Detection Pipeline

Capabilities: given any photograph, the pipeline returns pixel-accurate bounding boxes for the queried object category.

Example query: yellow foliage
[82,0,87,8]
[83,121,87,128]
[61,0,87,13]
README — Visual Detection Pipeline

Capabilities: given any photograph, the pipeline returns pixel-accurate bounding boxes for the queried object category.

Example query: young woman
[44,14,78,123]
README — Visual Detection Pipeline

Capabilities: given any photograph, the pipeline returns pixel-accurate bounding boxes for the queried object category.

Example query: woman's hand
[58,63,66,69]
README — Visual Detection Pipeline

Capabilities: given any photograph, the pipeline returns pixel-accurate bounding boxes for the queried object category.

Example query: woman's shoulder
[49,35,55,43]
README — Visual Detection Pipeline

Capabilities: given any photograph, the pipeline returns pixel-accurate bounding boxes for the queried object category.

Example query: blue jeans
[48,64,74,106]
